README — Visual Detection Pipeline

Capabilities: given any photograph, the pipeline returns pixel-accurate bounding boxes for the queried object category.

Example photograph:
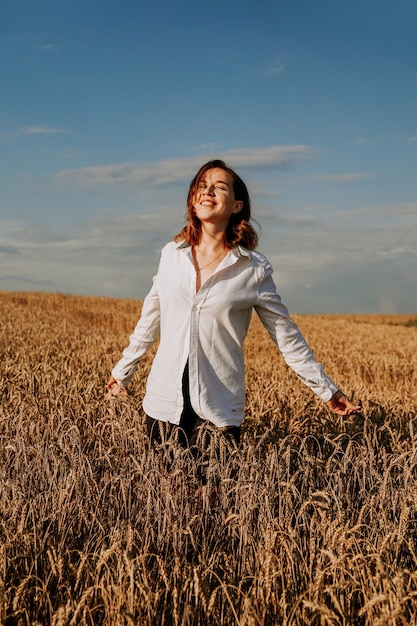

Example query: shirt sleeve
[111,274,161,386]
[253,261,338,402]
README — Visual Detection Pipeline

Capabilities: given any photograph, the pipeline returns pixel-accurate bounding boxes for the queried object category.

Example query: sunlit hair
[174,159,258,249]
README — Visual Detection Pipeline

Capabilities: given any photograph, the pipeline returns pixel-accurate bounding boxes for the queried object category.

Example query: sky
[1,0,416,314]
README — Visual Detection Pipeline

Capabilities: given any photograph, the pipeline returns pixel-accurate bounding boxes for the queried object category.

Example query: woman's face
[193,168,243,230]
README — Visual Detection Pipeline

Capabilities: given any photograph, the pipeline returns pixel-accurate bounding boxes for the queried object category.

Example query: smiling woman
[105,159,360,471]
[174,161,258,292]
[175,160,258,252]
[194,169,242,229]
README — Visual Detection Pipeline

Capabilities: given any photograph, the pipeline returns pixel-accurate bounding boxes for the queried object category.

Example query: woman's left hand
[326,390,361,416]
[105,377,128,400]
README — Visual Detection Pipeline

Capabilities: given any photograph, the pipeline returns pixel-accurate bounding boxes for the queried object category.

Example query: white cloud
[0,130,16,142]
[352,137,385,145]
[265,64,284,76]
[309,173,375,183]
[56,145,317,189]
[353,134,417,145]
[336,201,417,221]
[35,44,59,51]
[0,212,179,297]
[265,54,285,76]
[2,192,416,313]
[261,214,417,313]
[20,126,70,136]
[1,125,70,142]
[257,211,320,227]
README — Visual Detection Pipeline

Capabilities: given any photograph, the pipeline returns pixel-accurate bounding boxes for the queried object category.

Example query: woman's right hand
[105,376,128,399]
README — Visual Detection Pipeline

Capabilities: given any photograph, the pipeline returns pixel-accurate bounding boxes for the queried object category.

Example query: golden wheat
[1,292,417,625]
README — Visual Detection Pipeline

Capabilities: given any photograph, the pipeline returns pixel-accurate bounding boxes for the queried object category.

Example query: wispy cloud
[265,54,285,76]
[337,201,417,221]
[3,210,412,312]
[2,193,416,311]
[265,64,284,76]
[57,149,87,159]
[309,173,375,183]
[0,130,16,142]
[257,209,320,227]
[20,125,70,136]
[0,214,175,297]
[353,134,417,145]
[56,145,317,188]
[35,44,59,51]
[353,137,384,145]
[1,125,71,142]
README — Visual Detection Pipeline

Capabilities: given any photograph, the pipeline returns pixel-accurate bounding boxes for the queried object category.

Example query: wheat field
[1,291,417,625]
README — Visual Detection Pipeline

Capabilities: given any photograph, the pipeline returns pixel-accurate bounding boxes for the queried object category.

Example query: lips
[200,197,216,206]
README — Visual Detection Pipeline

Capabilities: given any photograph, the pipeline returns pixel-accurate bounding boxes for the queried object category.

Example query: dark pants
[146,362,240,453]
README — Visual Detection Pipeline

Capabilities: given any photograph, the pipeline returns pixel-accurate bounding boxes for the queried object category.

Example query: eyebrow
[199,178,231,188]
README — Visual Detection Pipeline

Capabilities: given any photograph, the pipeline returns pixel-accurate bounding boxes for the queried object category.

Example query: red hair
[174,159,258,250]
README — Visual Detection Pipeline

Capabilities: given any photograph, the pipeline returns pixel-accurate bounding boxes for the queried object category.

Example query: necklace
[193,249,226,274]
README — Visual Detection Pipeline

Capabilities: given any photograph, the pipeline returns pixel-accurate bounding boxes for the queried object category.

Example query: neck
[197,226,227,252]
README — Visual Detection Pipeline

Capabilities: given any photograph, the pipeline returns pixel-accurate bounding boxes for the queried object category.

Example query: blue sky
[1,0,416,313]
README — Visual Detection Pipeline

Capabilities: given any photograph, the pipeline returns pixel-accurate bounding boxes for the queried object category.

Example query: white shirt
[111,241,338,428]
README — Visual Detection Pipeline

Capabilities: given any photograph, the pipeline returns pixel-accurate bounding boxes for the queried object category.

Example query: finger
[346,401,361,412]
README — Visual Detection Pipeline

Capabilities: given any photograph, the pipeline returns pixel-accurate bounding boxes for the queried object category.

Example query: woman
[106,159,360,449]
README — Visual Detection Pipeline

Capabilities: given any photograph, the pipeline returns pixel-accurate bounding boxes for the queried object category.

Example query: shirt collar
[176,240,250,258]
